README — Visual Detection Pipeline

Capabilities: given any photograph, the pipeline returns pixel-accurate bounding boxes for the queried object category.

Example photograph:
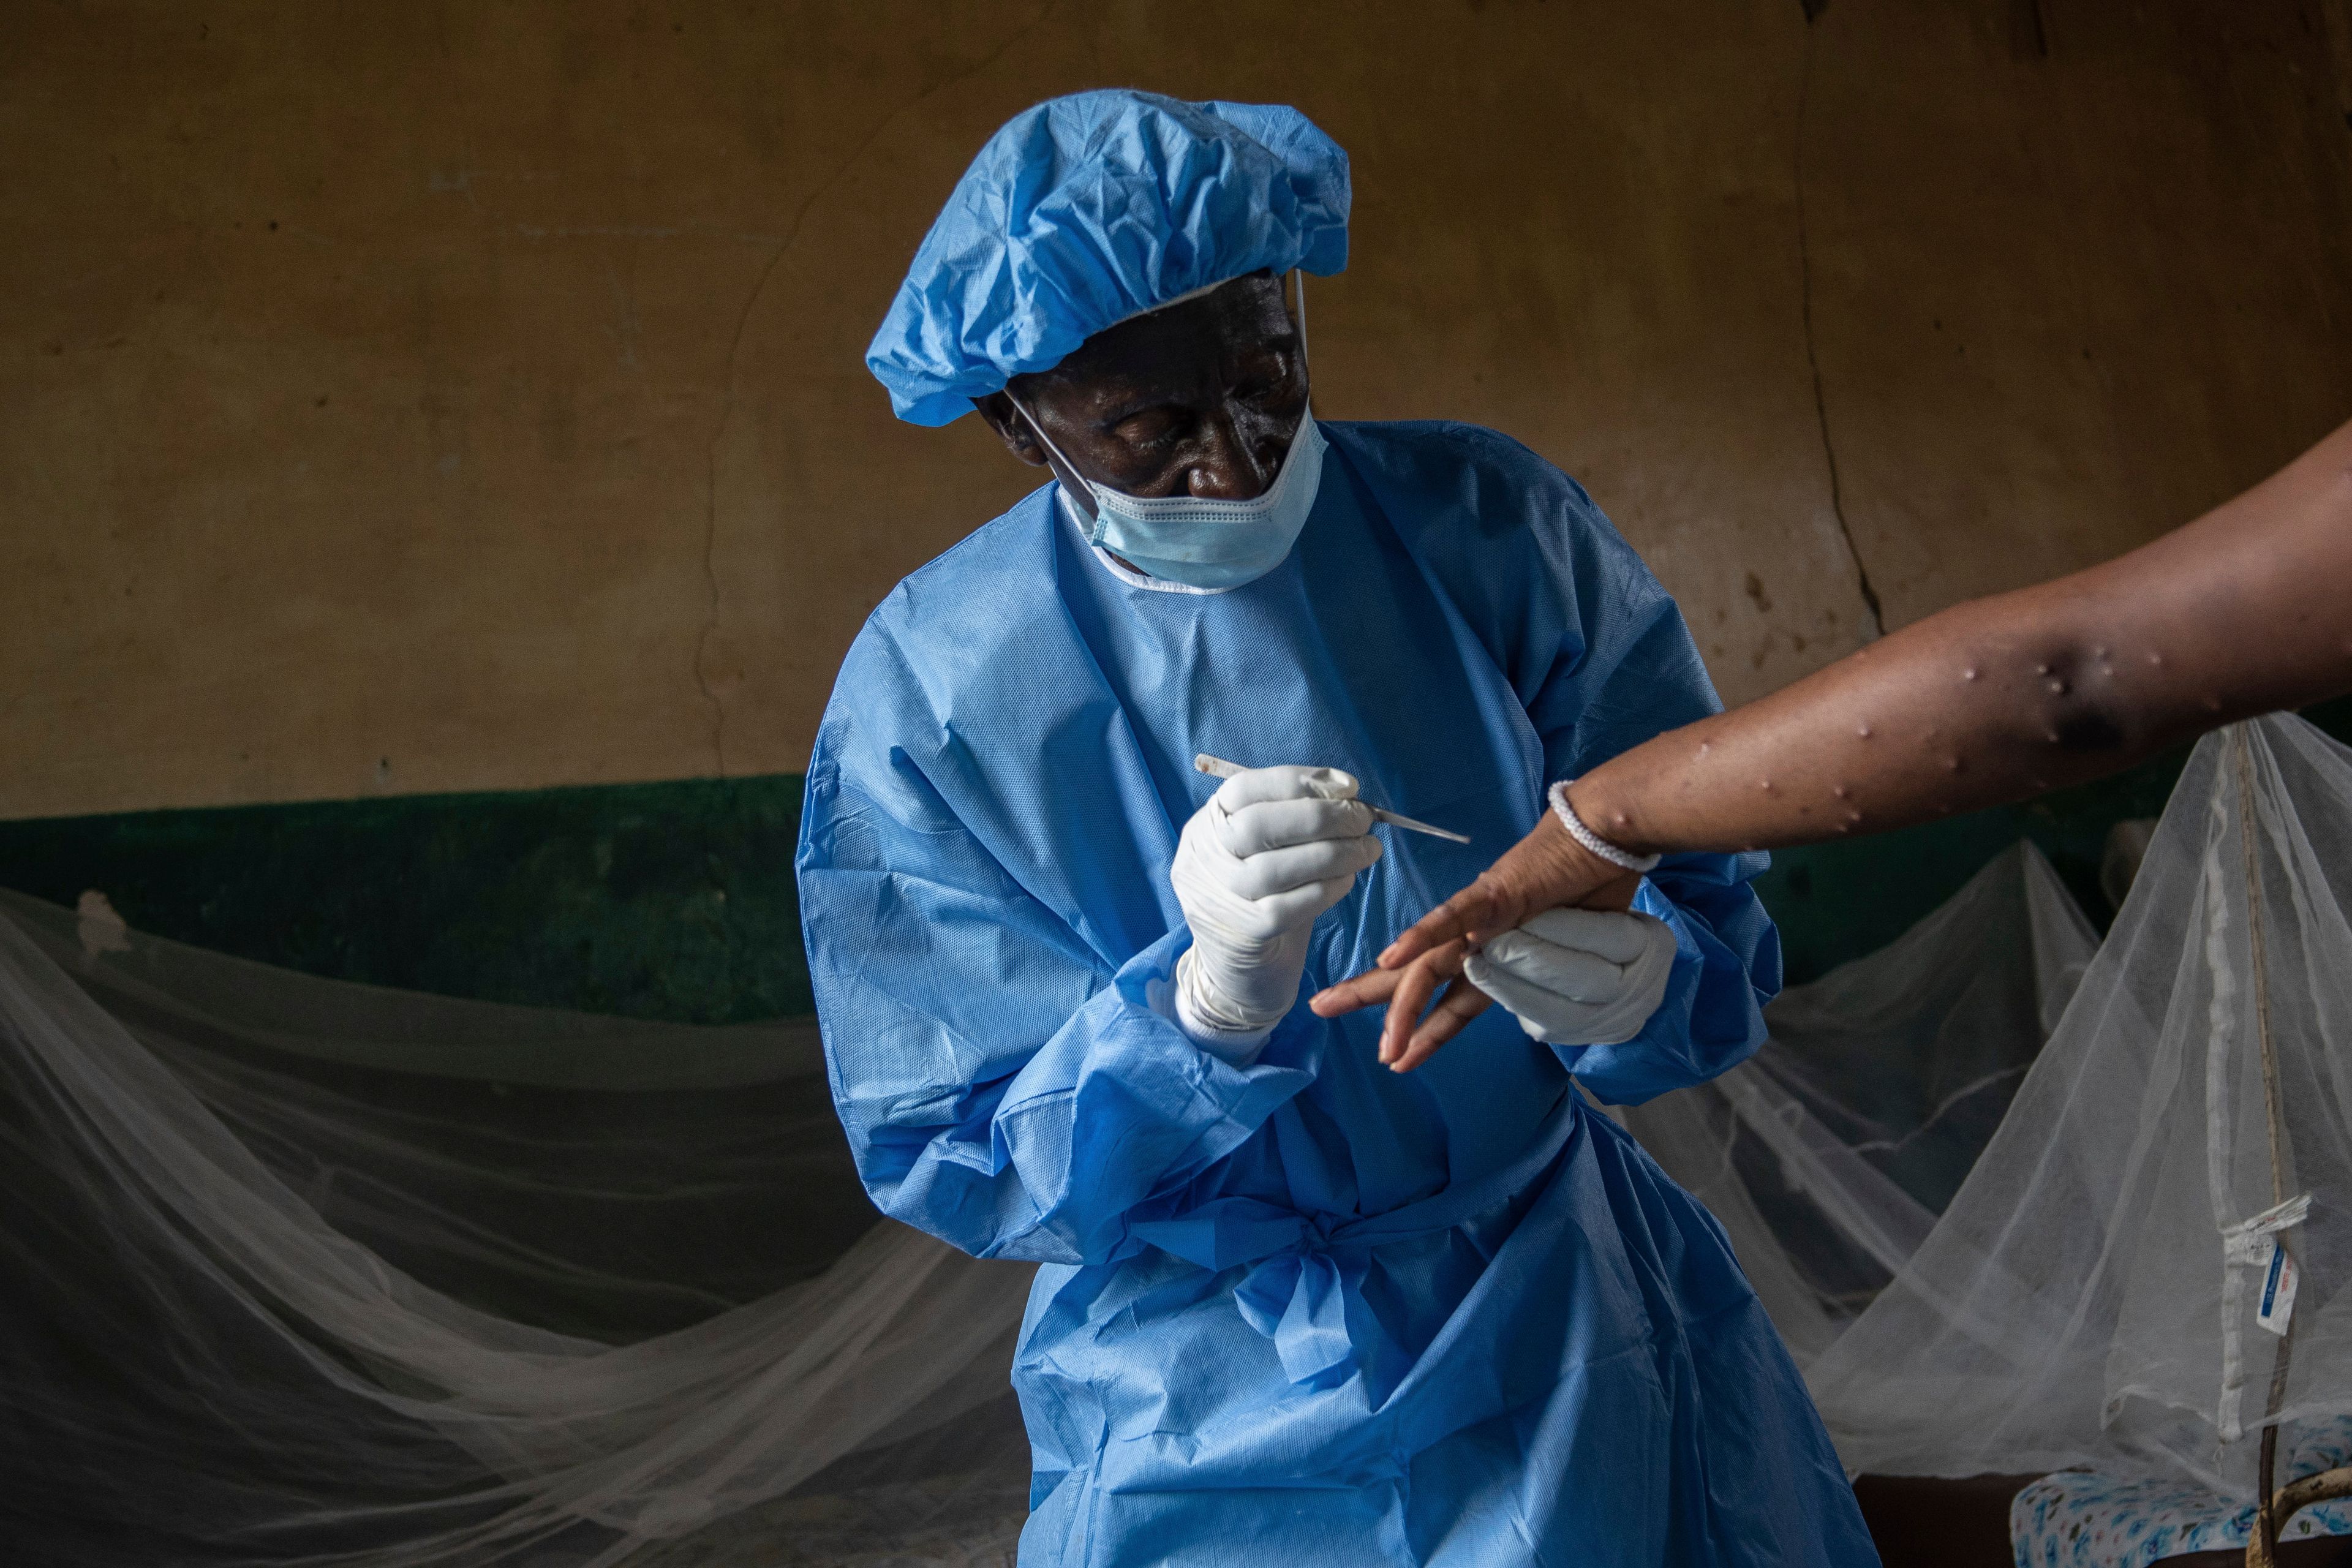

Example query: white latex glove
[1170,764,1383,1055]
[1462,907,1678,1047]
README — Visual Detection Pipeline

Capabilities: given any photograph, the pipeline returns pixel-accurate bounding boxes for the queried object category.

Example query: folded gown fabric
[797,420,1881,1567]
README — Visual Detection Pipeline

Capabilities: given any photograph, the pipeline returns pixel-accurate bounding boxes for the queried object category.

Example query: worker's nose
[1186,411,1281,500]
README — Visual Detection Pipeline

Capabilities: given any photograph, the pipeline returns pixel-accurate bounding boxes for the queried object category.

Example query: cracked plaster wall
[5,0,2348,820]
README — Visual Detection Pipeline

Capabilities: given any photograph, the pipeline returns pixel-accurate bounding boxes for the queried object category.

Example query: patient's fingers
[1377,940,1469,1065]
[1378,881,1508,971]
[1392,978,1493,1073]
[1310,937,1472,1046]
[1313,924,1522,1070]
[1377,949,1446,1064]
[1308,965,1402,1017]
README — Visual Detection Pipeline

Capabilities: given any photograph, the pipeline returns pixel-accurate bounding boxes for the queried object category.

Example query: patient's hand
[1311,935,1485,1071]
[1310,815,1637,1071]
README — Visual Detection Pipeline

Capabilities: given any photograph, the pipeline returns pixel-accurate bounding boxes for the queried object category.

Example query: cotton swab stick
[1193,754,1472,845]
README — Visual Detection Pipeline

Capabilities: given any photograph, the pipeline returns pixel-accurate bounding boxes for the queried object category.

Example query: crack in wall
[1795,10,1887,642]
[694,1,1059,777]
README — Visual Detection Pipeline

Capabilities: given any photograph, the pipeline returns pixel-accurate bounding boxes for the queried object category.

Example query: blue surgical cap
[867,90,1351,426]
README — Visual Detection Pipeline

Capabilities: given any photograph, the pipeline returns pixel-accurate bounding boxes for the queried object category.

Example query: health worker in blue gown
[800,89,1881,1567]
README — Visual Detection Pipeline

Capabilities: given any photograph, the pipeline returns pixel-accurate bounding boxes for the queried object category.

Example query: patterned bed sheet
[2011,1421,2352,1567]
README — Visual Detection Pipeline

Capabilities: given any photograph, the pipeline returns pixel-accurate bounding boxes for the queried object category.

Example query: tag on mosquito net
[2254,1238,2301,1337]
[2223,1193,2310,1342]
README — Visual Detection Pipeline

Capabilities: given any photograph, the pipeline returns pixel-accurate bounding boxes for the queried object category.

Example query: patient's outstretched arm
[1317,415,2352,1070]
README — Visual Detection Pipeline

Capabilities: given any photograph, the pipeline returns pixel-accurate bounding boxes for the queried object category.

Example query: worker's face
[976,273,1307,512]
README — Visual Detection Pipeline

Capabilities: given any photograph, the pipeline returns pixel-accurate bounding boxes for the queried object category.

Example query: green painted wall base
[0,775,811,1025]
[2,698,2343,1020]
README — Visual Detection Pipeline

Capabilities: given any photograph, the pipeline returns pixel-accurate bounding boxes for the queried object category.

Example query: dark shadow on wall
[2,697,2345,1020]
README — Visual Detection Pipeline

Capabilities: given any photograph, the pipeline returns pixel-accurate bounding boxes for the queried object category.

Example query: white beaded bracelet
[1547,780,1662,874]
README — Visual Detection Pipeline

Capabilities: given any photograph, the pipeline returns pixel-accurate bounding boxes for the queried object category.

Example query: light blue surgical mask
[1013,276,1323,592]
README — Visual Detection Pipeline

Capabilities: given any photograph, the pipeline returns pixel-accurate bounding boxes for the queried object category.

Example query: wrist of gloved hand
[1173,944,1286,1063]
[1462,907,1678,1047]
[1173,876,1327,1046]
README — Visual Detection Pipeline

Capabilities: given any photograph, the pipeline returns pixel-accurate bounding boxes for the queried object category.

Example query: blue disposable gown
[798,421,1880,1566]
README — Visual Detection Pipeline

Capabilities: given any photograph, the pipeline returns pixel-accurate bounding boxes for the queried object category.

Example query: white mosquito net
[1,712,2344,1562]
[1612,832,2099,1369]
[0,887,1036,1566]
[1794,714,2352,1496]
